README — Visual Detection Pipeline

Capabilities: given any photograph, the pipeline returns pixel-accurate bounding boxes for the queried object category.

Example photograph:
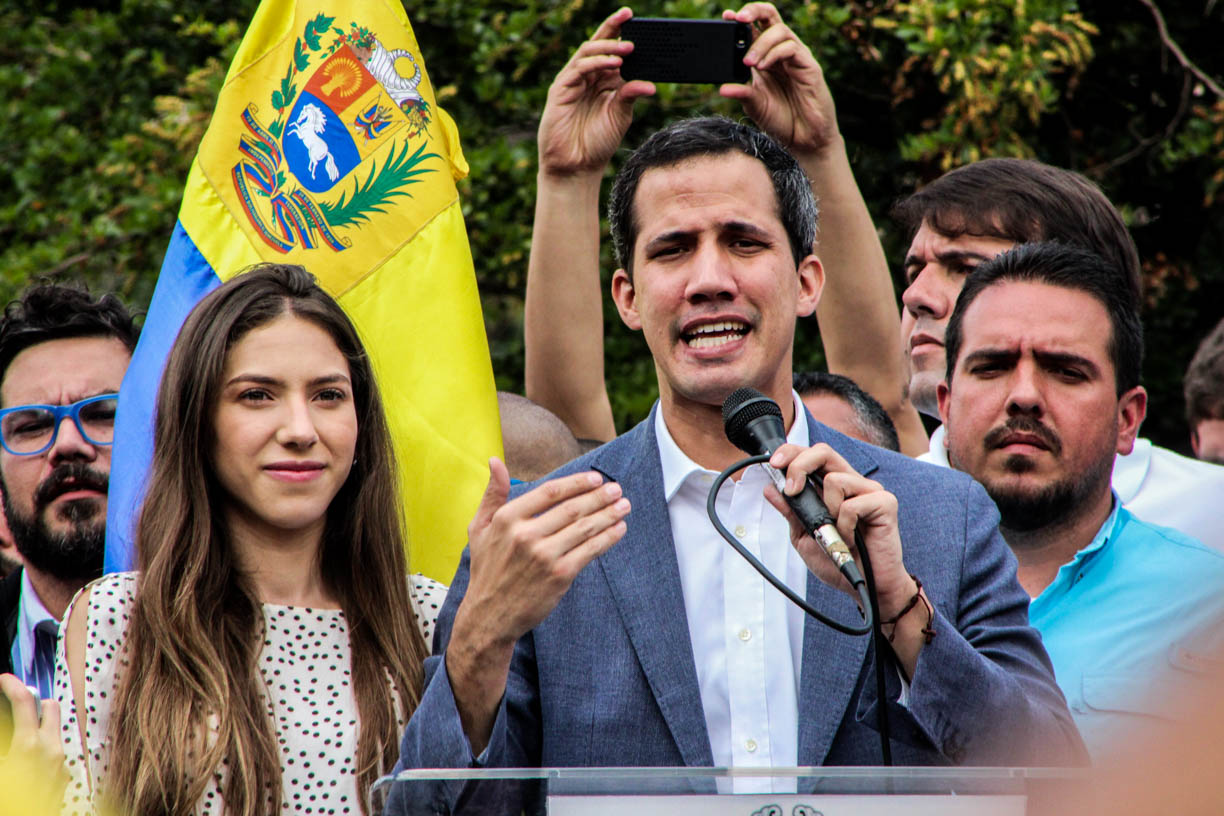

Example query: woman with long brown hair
[54,264,442,815]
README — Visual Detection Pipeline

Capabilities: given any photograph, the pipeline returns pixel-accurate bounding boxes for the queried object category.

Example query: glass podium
[374,766,1085,815]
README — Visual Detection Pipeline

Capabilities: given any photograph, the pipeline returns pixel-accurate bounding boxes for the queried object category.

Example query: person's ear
[936,379,952,430]
[1115,385,1148,456]
[795,254,824,318]
[611,268,641,330]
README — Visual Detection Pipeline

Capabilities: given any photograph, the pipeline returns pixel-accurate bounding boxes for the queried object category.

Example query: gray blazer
[388,409,1084,811]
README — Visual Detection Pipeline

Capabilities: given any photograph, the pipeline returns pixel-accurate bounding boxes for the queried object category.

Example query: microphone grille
[722,387,783,447]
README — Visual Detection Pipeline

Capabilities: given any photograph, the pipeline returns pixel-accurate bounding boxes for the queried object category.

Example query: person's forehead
[906,221,1017,260]
[958,281,1112,359]
[0,335,130,406]
[221,314,349,380]
[633,153,782,236]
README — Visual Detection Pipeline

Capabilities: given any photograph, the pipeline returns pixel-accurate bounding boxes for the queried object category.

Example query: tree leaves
[1,0,1221,448]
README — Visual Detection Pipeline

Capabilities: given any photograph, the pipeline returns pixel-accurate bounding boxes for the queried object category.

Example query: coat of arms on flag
[107,0,498,585]
[215,14,454,283]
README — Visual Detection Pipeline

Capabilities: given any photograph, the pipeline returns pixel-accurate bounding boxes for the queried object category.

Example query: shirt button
[734,525,746,538]
[700,473,713,485]
[745,738,758,753]
[738,628,751,642]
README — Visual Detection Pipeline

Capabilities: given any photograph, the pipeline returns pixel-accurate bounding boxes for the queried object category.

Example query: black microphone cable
[705,457,895,766]
[704,455,873,635]
[708,387,897,765]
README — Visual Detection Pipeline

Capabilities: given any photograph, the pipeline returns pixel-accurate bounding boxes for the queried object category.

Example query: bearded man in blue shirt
[936,241,1224,760]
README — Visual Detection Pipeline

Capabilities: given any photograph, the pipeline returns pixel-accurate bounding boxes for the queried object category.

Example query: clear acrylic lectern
[374,766,1085,815]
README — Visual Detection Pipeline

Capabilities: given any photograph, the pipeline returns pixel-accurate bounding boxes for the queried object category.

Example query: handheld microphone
[722,387,864,588]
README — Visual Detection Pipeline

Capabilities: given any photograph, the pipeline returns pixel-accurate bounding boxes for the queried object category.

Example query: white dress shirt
[655,391,810,790]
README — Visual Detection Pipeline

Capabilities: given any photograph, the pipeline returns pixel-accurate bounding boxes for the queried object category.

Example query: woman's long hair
[105,264,428,815]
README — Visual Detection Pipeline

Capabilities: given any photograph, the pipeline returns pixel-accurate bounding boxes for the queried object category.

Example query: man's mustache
[983,416,1062,456]
[34,462,109,508]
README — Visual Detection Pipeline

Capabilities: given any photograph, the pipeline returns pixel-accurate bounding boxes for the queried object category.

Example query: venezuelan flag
[105,0,501,583]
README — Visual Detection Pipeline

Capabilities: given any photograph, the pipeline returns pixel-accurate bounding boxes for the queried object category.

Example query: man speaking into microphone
[391,109,1084,804]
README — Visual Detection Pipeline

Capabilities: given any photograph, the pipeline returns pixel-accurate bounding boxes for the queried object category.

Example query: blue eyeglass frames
[0,393,119,456]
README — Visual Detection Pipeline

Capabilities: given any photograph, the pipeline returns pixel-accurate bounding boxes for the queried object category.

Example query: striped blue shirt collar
[11,569,57,691]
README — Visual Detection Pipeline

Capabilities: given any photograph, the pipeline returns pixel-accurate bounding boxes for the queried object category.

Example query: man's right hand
[719,2,841,164]
[445,458,630,754]
[537,7,656,178]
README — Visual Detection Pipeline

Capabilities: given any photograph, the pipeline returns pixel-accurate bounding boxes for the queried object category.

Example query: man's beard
[989,474,1088,533]
[955,415,1113,536]
[4,462,106,582]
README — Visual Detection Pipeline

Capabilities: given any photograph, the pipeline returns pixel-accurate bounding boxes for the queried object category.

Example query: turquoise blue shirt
[1028,496,1224,760]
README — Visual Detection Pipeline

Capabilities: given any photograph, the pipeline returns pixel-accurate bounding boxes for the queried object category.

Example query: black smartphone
[620,18,751,84]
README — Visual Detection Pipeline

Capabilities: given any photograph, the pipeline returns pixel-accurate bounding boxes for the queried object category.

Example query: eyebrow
[903,248,995,270]
[1034,350,1100,377]
[961,348,1101,377]
[224,373,351,388]
[642,221,774,254]
[961,349,1020,369]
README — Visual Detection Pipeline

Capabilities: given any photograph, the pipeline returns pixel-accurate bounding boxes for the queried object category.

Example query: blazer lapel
[797,415,880,764]
[592,414,715,768]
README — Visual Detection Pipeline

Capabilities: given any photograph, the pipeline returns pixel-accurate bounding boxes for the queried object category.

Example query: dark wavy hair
[0,282,138,395]
[105,264,427,816]
[1185,317,1224,428]
[945,242,1143,395]
[892,158,1141,305]
[608,116,818,277]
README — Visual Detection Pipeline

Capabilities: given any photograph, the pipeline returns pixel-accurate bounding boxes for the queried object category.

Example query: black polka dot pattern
[56,572,447,814]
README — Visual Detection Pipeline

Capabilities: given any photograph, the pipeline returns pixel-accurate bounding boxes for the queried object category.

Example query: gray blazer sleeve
[855,477,1087,765]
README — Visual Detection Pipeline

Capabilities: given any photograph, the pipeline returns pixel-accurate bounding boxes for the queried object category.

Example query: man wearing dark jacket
[0,284,136,695]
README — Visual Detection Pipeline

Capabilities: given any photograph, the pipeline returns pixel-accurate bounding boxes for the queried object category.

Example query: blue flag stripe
[104,222,222,573]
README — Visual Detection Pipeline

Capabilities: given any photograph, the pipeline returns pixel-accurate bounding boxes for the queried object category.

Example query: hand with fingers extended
[445,458,630,753]
[0,674,67,814]
[719,2,840,162]
[764,443,929,675]
[538,7,657,177]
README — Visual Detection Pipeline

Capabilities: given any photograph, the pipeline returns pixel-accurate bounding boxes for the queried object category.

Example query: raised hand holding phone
[719,2,841,162]
[538,7,656,178]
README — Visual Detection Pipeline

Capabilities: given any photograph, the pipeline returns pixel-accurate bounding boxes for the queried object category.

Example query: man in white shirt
[1184,318,1224,465]
[0,284,136,698]
[390,109,1084,814]
[896,158,1224,547]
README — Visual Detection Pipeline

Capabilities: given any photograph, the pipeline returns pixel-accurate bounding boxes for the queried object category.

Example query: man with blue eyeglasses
[0,284,137,700]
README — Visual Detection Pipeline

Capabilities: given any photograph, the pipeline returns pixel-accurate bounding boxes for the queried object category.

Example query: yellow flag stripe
[340,199,500,581]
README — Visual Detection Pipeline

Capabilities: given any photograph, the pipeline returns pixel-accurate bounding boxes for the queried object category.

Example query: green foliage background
[2,0,1221,451]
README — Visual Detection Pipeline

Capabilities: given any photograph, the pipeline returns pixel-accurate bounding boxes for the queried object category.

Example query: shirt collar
[1110,437,1151,503]
[15,569,57,675]
[1033,491,1126,607]
[927,424,950,465]
[654,390,811,503]
[1073,490,1126,562]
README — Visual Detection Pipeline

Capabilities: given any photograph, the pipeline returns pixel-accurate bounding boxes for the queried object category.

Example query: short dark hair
[944,242,1143,395]
[1185,317,1224,428]
[608,116,818,275]
[793,371,901,452]
[0,283,139,395]
[893,158,1141,305]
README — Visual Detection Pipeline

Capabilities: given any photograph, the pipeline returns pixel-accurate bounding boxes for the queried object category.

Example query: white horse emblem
[288,103,339,182]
